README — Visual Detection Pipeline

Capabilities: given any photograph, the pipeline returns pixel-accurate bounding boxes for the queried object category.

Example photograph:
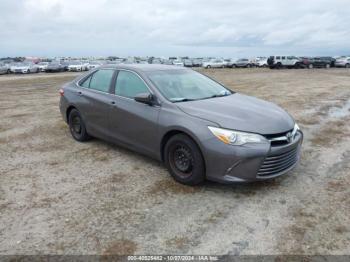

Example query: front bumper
[203,131,303,183]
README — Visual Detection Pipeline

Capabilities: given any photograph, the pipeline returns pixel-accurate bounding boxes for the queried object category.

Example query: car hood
[176,93,295,135]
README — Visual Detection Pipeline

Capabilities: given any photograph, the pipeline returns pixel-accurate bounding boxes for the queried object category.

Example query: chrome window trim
[76,68,160,106]
[76,68,115,95]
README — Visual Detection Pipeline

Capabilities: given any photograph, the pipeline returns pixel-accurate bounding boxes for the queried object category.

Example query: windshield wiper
[202,93,231,100]
[172,98,197,103]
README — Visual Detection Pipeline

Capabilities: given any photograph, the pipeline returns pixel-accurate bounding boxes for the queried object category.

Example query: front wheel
[345,64,350,68]
[164,134,205,185]
[68,109,91,142]
[206,65,211,69]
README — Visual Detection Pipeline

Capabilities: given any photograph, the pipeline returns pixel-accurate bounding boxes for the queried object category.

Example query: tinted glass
[89,70,114,92]
[81,75,92,88]
[276,56,281,59]
[115,71,149,98]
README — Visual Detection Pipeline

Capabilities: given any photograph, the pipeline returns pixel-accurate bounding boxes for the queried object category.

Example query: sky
[1,0,350,58]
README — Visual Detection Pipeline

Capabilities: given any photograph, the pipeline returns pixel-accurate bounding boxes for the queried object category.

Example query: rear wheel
[206,65,211,69]
[68,109,91,142]
[246,64,251,68]
[346,64,350,68]
[308,64,313,69]
[325,64,330,69]
[164,134,205,185]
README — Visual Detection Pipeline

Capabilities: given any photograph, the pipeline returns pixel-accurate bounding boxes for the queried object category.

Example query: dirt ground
[0,68,349,255]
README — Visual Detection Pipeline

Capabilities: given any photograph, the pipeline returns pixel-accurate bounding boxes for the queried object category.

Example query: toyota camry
[59,64,303,185]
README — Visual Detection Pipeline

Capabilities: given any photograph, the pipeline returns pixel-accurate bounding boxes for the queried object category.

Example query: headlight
[208,126,268,146]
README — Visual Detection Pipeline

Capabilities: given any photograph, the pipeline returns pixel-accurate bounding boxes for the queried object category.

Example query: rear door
[77,69,116,138]
[109,70,160,157]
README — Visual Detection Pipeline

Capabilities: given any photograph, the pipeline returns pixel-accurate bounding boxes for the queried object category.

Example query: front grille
[258,146,299,177]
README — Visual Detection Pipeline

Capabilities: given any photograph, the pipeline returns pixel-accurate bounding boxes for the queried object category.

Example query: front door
[109,70,160,157]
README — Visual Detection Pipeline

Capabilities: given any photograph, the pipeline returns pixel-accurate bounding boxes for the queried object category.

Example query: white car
[202,59,226,69]
[37,62,49,72]
[68,62,87,72]
[256,57,268,67]
[172,60,184,66]
[10,62,39,74]
[267,56,301,69]
[88,61,104,70]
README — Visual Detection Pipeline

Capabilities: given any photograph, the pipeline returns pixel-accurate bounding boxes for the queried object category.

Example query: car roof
[99,64,188,73]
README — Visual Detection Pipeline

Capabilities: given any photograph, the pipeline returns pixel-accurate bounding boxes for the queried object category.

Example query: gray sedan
[0,63,10,74]
[59,64,302,185]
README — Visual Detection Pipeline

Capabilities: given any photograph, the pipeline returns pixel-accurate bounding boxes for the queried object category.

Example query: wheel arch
[66,105,77,123]
[160,129,204,164]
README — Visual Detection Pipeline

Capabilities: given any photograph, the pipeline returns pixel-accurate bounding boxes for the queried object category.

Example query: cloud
[0,0,349,57]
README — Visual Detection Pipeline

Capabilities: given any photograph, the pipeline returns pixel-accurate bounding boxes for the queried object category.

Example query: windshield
[147,70,232,102]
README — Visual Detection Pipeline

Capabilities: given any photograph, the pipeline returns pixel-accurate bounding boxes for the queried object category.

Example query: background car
[45,62,66,72]
[162,59,173,65]
[191,59,203,67]
[68,61,86,72]
[232,58,252,68]
[0,63,10,74]
[267,56,301,69]
[10,62,39,74]
[256,57,268,67]
[172,60,184,66]
[224,59,234,68]
[308,57,334,68]
[202,59,226,68]
[335,57,350,68]
[88,61,104,70]
[183,59,193,67]
[37,62,50,72]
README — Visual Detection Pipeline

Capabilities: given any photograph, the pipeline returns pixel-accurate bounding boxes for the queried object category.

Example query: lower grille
[258,146,299,177]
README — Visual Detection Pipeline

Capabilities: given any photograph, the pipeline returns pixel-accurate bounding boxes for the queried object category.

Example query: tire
[206,65,211,69]
[68,109,91,142]
[325,64,330,69]
[164,134,205,185]
[276,62,282,69]
[346,64,350,68]
[231,64,236,68]
[308,64,313,69]
[246,64,251,68]
[7,69,11,74]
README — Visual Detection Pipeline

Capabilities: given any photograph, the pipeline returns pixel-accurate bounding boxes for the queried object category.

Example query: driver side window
[115,71,150,98]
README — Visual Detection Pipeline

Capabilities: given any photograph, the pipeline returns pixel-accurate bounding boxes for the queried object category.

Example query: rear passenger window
[282,56,286,59]
[115,71,149,98]
[276,56,281,59]
[89,70,114,93]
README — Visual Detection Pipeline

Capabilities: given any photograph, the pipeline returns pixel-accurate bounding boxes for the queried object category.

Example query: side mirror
[134,93,154,105]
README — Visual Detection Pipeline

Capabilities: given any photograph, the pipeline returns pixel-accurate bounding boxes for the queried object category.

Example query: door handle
[110,101,116,105]
[77,91,83,96]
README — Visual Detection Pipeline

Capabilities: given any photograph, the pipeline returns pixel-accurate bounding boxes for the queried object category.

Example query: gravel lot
[0,69,349,255]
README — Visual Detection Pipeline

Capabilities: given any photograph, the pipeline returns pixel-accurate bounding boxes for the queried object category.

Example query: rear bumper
[203,131,303,183]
